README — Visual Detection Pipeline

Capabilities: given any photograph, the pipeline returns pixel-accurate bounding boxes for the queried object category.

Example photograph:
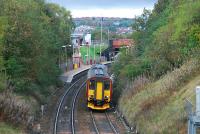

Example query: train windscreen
[104,81,110,90]
[89,80,95,90]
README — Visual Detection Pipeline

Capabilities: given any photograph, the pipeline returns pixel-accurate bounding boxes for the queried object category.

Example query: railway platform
[60,61,112,83]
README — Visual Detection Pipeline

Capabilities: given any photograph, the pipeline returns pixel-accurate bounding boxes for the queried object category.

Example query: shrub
[0,92,32,126]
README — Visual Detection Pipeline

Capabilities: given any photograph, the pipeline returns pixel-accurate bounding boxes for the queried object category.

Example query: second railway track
[54,75,86,134]
[71,81,86,134]
[90,110,119,134]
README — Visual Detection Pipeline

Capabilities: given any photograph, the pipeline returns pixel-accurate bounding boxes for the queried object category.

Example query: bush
[1,0,73,96]
[0,92,32,126]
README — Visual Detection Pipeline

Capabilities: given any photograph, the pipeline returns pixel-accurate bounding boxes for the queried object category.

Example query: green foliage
[0,71,6,91]
[153,0,169,15]
[119,59,200,133]
[119,57,151,79]
[80,45,108,62]
[111,0,200,117]
[0,15,8,91]
[132,8,151,32]
[0,122,22,134]
[91,28,108,40]
[113,0,200,80]
[0,0,73,96]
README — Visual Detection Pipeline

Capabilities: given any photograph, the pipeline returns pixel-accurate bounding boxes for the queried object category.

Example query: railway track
[53,65,126,134]
[90,110,119,134]
[105,112,118,134]
[71,81,86,134]
[53,76,86,134]
[54,76,123,134]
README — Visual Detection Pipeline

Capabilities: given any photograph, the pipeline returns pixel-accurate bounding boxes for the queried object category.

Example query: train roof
[87,64,109,79]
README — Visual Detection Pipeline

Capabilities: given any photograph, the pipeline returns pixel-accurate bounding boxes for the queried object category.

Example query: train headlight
[89,95,94,100]
[90,95,94,98]
[105,96,109,99]
[104,96,110,101]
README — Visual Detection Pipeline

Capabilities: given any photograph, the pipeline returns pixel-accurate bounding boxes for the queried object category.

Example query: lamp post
[62,45,67,62]
[85,54,88,65]
[62,45,71,71]
[87,45,89,65]
[61,45,67,72]
[94,43,96,64]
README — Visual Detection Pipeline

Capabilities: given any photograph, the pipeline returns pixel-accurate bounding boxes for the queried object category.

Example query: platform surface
[60,61,112,83]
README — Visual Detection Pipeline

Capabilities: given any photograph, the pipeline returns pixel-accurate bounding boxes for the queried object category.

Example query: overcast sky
[47,0,157,18]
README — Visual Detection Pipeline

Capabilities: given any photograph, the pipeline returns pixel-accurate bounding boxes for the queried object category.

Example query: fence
[185,87,200,134]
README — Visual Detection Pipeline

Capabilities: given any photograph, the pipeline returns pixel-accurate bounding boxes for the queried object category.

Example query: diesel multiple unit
[86,64,112,110]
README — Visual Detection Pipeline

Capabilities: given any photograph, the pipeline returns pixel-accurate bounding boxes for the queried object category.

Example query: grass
[119,59,200,133]
[80,44,108,63]
[0,122,23,134]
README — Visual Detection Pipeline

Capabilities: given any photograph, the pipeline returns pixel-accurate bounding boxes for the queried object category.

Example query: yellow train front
[86,64,112,110]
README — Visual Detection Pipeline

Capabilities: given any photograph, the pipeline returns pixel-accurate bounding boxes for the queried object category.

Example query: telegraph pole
[100,17,103,60]
[94,42,96,63]
[108,29,109,43]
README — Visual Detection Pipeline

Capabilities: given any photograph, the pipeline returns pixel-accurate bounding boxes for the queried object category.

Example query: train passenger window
[89,80,95,90]
[104,81,110,90]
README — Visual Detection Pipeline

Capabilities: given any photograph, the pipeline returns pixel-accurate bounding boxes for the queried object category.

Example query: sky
[47,0,157,18]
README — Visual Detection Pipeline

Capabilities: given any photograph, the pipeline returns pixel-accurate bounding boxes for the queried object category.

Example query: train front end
[86,65,112,110]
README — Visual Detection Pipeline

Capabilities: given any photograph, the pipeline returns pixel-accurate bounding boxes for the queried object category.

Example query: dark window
[89,80,95,90]
[94,69,98,75]
[93,68,104,75]
[104,81,110,90]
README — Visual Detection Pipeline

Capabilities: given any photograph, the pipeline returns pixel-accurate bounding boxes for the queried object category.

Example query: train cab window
[94,69,98,75]
[94,68,104,75]
[89,80,95,90]
[104,81,110,90]
[99,69,104,75]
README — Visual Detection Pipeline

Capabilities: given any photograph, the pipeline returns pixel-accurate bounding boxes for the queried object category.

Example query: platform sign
[85,34,91,46]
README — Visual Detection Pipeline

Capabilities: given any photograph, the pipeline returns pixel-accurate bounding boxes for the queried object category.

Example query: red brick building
[112,39,134,49]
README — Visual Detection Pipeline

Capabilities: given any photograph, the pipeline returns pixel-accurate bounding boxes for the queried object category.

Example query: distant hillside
[73,17,134,29]
[73,17,134,38]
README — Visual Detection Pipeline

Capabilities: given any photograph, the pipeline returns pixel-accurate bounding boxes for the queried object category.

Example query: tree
[1,0,73,96]
[132,8,151,32]
[91,28,108,41]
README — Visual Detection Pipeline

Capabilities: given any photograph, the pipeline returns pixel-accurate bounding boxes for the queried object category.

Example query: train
[86,64,112,110]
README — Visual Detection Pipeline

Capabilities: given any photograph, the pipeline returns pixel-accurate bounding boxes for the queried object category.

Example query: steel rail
[105,112,119,134]
[53,78,81,134]
[90,111,100,134]
[71,81,86,134]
